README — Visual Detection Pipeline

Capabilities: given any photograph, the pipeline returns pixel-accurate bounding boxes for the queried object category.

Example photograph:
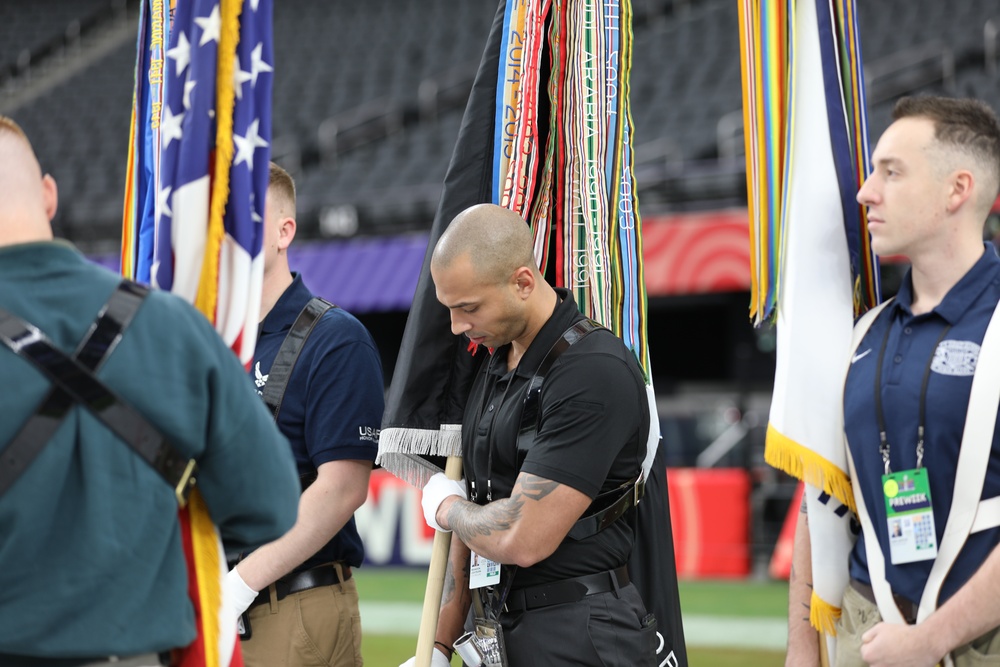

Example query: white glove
[219,566,259,657]
[224,566,259,617]
[421,472,468,532]
[399,647,452,667]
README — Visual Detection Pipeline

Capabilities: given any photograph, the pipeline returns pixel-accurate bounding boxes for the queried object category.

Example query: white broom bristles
[376,424,463,488]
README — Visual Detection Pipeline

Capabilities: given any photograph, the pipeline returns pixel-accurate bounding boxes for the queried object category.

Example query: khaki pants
[834,582,1000,666]
[241,577,363,667]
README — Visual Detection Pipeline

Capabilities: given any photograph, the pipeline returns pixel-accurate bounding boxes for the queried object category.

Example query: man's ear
[945,169,975,214]
[513,266,536,298]
[278,215,296,250]
[42,173,58,221]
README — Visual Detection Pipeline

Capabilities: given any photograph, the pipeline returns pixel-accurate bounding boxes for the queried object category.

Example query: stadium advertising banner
[358,469,752,575]
[356,470,435,567]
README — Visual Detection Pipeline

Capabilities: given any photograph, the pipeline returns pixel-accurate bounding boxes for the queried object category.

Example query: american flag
[155,0,273,369]
[130,1,274,666]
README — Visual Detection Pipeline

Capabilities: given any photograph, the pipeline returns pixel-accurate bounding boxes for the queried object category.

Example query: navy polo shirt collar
[486,288,582,379]
[259,273,311,334]
[893,244,1000,324]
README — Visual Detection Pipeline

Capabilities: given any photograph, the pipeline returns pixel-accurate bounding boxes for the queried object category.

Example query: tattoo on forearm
[518,475,559,501]
[800,494,808,513]
[447,475,559,543]
[800,582,813,622]
[442,557,456,605]
[449,494,522,540]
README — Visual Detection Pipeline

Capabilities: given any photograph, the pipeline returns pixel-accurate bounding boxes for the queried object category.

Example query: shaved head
[0,116,28,142]
[0,115,55,245]
[432,204,537,285]
[431,204,557,352]
[0,116,42,184]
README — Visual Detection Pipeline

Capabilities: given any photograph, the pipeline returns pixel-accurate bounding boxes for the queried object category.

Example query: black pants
[498,582,657,666]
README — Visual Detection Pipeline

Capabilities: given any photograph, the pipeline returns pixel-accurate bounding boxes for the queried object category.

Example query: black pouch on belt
[238,611,252,640]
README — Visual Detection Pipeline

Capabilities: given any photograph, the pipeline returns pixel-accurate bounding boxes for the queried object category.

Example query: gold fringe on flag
[189,490,224,667]
[196,0,243,320]
[764,424,855,514]
[810,590,842,635]
[190,2,243,662]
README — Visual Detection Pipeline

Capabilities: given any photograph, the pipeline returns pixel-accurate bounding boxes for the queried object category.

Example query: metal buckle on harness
[174,459,198,507]
[633,474,645,506]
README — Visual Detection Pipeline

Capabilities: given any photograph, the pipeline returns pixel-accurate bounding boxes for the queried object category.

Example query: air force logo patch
[254,361,269,388]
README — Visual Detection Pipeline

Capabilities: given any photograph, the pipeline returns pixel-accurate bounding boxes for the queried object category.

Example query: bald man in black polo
[412,204,657,666]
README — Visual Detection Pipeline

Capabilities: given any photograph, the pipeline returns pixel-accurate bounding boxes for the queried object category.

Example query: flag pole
[414,455,463,667]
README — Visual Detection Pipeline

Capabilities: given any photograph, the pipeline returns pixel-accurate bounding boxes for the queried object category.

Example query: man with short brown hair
[227,162,384,667]
[786,96,1000,667]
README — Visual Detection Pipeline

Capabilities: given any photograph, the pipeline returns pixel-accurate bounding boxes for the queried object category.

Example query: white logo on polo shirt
[254,361,269,388]
[931,340,980,376]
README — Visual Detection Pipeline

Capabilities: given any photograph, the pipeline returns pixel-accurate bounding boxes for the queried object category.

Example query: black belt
[501,566,630,613]
[248,562,352,611]
[850,578,918,625]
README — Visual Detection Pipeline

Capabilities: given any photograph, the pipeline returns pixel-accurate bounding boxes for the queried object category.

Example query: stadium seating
[8,37,135,247]
[270,0,495,146]
[0,0,996,249]
[0,0,111,75]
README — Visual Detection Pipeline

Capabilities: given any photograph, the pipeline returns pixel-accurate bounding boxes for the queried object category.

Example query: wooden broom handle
[415,455,464,667]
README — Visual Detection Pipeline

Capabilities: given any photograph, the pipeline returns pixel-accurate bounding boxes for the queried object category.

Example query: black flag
[379,2,687,664]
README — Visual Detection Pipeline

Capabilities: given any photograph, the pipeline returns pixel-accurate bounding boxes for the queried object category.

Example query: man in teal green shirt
[0,118,300,664]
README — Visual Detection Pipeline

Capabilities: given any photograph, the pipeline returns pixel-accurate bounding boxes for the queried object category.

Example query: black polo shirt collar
[487,288,584,379]
[259,273,311,335]
[893,243,1000,324]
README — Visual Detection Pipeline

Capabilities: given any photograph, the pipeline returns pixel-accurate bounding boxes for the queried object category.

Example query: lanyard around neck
[474,349,517,503]
[873,313,951,475]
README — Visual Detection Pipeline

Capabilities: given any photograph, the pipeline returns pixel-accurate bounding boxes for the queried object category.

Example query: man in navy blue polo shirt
[787,97,1000,667]
[225,163,384,667]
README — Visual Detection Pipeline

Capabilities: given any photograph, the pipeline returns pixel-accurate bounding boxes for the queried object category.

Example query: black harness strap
[516,318,645,541]
[260,297,336,491]
[0,282,196,505]
[517,319,603,447]
[261,297,336,421]
[567,473,645,540]
[0,281,147,498]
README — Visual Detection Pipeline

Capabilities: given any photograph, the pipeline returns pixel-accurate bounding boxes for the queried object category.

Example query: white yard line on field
[359,602,788,650]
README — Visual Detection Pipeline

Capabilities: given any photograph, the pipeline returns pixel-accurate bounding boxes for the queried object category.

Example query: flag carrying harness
[260,297,336,421]
[515,318,645,541]
[259,296,336,491]
[472,317,646,619]
[0,281,197,506]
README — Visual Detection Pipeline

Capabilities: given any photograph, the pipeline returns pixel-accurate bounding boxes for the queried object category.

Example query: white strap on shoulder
[850,299,893,352]
[972,496,1000,533]
[917,298,1000,623]
[845,299,907,623]
[846,444,907,624]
